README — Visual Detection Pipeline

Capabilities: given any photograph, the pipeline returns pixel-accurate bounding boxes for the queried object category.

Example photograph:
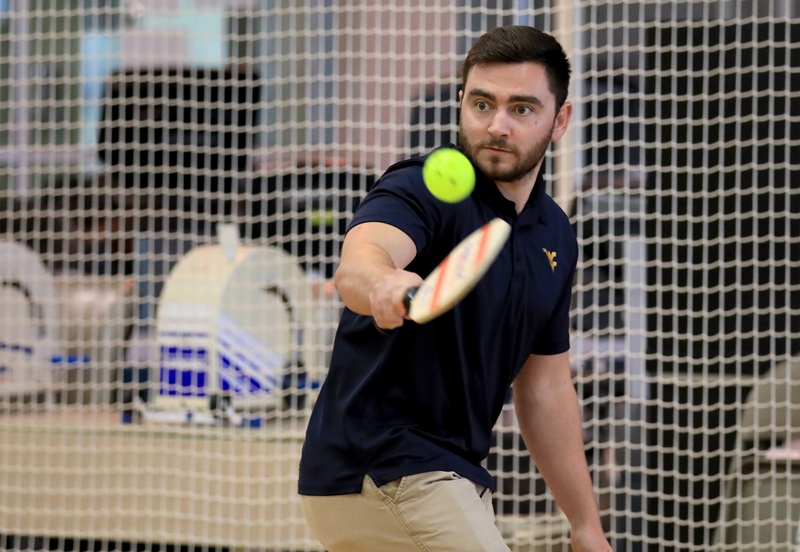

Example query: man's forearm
[333,222,421,327]
[513,382,603,529]
[334,241,397,315]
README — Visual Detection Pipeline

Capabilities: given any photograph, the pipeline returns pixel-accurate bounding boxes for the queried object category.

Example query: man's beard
[458,122,554,183]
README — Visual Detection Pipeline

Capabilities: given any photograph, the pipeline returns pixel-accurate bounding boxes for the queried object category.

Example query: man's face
[458,62,566,184]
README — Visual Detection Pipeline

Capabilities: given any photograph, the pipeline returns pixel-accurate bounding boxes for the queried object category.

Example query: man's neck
[494,164,542,215]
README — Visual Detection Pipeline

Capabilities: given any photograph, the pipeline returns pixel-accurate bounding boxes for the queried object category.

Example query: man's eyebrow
[467,88,496,101]
[466,88,545,108]
[509,94,545,108]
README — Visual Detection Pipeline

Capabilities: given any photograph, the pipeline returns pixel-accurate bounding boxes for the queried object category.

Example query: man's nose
[487,110,511,137]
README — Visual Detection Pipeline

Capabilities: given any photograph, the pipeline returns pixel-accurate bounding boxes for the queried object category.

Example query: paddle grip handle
[403,286,419,314]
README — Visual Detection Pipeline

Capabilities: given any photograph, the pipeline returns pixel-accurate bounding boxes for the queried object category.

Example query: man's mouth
[483,146,513,155]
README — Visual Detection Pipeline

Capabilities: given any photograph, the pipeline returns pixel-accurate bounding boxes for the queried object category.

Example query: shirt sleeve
[347,164,449,256]
[531,241,577,356]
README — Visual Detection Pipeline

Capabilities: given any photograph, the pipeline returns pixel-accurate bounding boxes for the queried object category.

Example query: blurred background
[0,1,799,551]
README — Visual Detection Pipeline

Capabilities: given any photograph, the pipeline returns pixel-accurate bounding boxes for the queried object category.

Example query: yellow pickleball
[422,149,476,203]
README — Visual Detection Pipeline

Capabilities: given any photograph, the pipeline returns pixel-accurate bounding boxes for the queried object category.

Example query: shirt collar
[524,169,548,225]
[471,155,549,225]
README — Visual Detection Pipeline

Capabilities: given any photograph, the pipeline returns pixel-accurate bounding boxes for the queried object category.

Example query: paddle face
[404,218,511,324]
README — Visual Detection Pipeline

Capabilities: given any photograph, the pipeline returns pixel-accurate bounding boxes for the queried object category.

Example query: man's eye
[516,106,532,115]
[476,101,489,111]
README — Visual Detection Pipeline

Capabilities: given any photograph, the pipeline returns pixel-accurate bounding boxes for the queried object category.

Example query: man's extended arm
[333,221,421,329]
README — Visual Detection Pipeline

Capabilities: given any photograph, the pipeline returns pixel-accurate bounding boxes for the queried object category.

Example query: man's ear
[550,100,573,143]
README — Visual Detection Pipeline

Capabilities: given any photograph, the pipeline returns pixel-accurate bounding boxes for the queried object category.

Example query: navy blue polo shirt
[298,146,577,496]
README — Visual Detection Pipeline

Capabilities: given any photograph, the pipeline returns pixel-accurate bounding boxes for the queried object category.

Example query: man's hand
[369,269,423,330]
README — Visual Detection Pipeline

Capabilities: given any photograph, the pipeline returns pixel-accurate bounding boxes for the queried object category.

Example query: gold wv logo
[542,248,557,272]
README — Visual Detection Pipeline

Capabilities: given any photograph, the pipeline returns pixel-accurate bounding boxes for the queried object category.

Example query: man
[298,25,612,552]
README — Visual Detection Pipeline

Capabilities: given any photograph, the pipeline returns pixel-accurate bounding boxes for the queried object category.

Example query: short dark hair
[461,25,571,112]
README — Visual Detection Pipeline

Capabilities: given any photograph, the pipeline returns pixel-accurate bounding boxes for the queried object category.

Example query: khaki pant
[300,471,511,552]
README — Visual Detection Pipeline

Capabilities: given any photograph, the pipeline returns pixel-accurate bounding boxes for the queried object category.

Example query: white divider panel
[0,242,60,397]
[153,230,320,419]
